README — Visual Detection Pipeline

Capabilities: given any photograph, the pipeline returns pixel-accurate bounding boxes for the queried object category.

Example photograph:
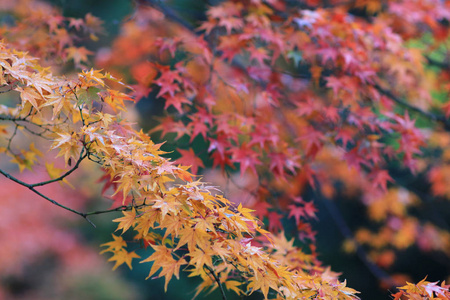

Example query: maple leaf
[155,37,181,58]
[108,249,140,270]
[105,193,133,209]
[267,211,282,232]
[69,18,85,31]
[369,169,393,192]
[113,208,137,234]
[248,46,269,65]
[175,225,210,252]
[45,162,74,188]
[141,245,187,290]
[51,131,81,165]
[303,201,317,219]
[325,76,344,97]
[188,248,213,271]
[390,291,403,300]
[163,93,191,114]
[230,144,262,176]
[136,207,161,236]
[336,128,355,148]
[100,234,127,253]
[224,280,244,295]
[188,115,210,143]
[16,86,43,110]
[268,151,300,179]
[423,280,448,298]
[155,69,182,98]
[5,2,450,299]
[175,148,205,174]
[151,117,189,140]
[66,46,93,66]
[175,166,194,182]
[247,271,277,299]
[288,204,305,225]
[158,257,188,291]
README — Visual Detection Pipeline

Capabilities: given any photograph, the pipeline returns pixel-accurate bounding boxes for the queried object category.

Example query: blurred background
[0,0,449,299]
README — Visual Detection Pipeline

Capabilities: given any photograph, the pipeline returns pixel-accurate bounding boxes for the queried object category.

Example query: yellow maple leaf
[16,86,43,110]
[175,225,210,252]
[45,162,74,188]
[100,234,127,253]
[66,46,93,66]
[108,249,140,270]
[224,280,244,295]
[113,208,137,234]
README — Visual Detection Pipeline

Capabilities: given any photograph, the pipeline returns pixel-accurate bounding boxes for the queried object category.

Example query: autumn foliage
[0,0,450,299]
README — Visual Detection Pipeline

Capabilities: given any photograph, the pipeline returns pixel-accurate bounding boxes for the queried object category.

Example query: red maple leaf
[155,69,182,97]
[267,211,282,232]
[175,148,205,174]
[369,169,393,192]
[248,45,269,65]
[303,201,317,219]
[163,94,191,114]
[288,204,305,225]
[230,144,262,176]
[188,116,209,143]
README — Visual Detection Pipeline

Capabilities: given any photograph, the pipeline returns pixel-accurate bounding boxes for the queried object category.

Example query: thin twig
[6,123,19,154]
[85,203,148,216]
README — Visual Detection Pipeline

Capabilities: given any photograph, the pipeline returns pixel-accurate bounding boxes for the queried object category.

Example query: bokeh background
[0,0,449,299]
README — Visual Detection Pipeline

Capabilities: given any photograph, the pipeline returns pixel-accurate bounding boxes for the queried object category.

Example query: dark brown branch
[204,265,227,300]
[312,177,396,288]
[373,83,450,131]
[29,147,87,187]
[0,163,148,226]
[6,123,19,154]
[85,203,149,216]
[0,168,87,217]
[0,115,60,134]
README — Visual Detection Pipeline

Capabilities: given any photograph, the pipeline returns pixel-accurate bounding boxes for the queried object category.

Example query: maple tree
[0,0,450,299]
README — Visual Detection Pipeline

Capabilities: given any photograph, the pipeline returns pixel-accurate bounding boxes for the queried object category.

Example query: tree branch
[312,177,396,288]
[373,83,450,131]
[29,147,88,187]
[0,167,87,217]
[0,164,146,227]
[85,203,148,216]
[204,265,227,300]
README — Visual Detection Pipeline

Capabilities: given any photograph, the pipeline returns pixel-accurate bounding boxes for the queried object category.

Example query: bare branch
[0,168,86,217]
[29,147,88,188]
